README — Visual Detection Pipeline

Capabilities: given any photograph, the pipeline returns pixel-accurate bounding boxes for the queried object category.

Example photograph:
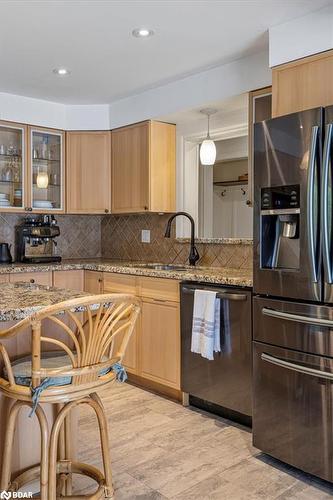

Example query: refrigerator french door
[253,107,323,302]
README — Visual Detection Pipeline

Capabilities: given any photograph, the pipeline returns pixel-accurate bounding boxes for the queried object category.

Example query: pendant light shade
[200,108,217,166]
[200,139,216,165]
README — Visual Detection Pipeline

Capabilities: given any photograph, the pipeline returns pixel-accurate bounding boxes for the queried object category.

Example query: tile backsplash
[0,212,253,269]
[101,214,252,269]
[0,213,102,261]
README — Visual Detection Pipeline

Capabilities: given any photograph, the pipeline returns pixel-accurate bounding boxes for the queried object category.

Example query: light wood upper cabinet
[27,126,65,213]
[272,49,333,117]
[66,131,111,214]
[111,120,176,213]
[248,87,272,206]
[0,121,26,213]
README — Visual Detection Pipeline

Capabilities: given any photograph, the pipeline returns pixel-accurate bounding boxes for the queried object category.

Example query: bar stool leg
[0,401,21,491]
[90,393,113,498]
[0,401,49,500]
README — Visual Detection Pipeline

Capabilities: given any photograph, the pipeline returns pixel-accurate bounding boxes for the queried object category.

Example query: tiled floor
[77,383,333,499]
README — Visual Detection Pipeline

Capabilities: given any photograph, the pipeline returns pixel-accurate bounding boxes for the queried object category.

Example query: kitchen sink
[136,263,189,271]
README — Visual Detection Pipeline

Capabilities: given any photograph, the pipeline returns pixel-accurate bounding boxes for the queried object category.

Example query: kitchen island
[0,282,94,482]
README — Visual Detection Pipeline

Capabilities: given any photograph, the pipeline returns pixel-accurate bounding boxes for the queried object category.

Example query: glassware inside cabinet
[0,125,24,209]
[31,130,62,210]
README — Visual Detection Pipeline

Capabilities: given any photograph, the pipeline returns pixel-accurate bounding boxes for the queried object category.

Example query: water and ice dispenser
[260,185,300,270]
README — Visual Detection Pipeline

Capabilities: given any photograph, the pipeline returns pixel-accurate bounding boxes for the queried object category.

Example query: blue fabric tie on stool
[4,351,127,416]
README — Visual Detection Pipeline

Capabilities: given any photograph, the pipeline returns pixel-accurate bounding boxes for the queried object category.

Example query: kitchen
[0,1,333,499]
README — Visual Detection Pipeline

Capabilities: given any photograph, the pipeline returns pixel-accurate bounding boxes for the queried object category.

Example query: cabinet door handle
[98,278,103,283]
[104,209,109,213]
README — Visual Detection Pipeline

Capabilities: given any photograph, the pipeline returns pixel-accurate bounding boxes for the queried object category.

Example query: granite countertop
[0,259,253,288]
[0,282,90,322]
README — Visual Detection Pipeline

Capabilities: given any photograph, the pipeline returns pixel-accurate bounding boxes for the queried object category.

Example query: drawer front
[9,271,52,286]
[253,341,333,482]
[139,276,179,302]
[103,272,137,295]
[0,274,9,283]
[254,296,333,357]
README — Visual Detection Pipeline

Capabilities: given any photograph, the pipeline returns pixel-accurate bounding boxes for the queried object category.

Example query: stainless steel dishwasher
[180,282,252,425]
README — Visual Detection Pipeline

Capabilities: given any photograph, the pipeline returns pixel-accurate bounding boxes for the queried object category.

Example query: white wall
[109,50,271,129]
[269,5,333,67]
[0,92,66,129]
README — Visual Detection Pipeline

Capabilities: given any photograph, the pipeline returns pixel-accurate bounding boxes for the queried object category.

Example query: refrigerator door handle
[262,306,333,327]
[307,125,319,283]
[261,352,333,381]
[322,123,333,284]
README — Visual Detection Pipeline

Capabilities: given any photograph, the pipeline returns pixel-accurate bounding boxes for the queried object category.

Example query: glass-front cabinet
[28,127,64,212]
[0,121,26,211]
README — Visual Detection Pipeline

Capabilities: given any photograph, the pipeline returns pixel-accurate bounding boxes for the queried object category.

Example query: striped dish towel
[191,290,221,360]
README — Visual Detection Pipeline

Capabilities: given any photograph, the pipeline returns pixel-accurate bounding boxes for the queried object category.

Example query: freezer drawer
[253,342,333,482]
[180,283,252,417]
[253,296,333,357]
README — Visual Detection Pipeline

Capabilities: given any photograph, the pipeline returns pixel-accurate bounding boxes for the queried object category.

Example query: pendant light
[200,108,217,165]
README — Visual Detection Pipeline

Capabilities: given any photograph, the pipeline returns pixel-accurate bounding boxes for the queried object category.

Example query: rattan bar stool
[0,293,140,499]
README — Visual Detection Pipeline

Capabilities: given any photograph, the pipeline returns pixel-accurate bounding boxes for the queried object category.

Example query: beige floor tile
[76,383,333,500]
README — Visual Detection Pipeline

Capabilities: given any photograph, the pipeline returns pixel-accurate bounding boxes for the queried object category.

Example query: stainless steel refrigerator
[253,106,333,483]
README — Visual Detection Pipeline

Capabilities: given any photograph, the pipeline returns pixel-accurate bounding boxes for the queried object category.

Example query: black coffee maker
[16,215,61,263]
[0,243,12,264]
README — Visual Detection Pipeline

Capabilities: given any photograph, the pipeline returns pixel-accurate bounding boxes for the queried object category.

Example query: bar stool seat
[0,293,140,500]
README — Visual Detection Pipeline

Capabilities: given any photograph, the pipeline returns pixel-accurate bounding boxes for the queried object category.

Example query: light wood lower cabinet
[103,272,139,375]
[84,270,103,294]
[53,269,84,291]
[9,271,52,286]
[101,272,181,392]
[140,298,180,390]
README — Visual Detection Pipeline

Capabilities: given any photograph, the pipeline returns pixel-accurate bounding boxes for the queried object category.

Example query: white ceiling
[0,0,330,104]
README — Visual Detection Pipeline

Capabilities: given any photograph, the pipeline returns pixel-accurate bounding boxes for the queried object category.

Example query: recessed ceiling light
[132,28,154,38]
[53,67,71,76]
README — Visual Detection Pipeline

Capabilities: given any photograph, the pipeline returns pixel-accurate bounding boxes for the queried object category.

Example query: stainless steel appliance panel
[253,296,333,357]
[253,341,333,482]
[254,108,323,301]
[181,283,252,417]
[323,105,333,302]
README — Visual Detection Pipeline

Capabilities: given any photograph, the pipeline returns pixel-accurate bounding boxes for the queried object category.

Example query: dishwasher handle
[182,286,247,301]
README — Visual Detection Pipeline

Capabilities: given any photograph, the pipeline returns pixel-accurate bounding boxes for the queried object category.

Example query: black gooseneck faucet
[164,212,200,266]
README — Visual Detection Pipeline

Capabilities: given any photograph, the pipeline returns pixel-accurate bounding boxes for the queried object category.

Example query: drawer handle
[261,352,333,381]
[152,298,167,303]
[30,278,35,284]
[262,307,333,327]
